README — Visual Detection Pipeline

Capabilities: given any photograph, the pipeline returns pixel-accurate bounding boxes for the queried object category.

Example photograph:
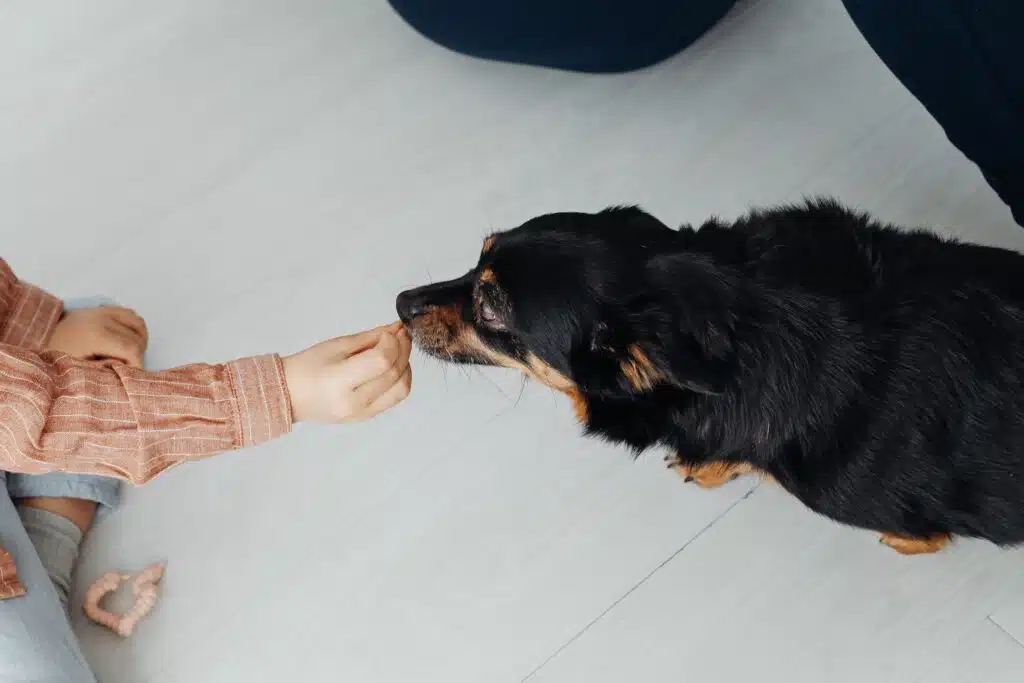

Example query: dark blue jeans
[388,0,1023,227]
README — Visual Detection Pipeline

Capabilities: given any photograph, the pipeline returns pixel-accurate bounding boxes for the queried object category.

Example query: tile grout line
[519,484,759,682]
[987,615,1024,649]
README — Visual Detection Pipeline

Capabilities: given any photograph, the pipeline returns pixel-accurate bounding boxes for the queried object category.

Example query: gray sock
[16,506,84,615]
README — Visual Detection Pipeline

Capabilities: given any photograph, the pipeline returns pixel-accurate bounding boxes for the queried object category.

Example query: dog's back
[690,201,1024,544]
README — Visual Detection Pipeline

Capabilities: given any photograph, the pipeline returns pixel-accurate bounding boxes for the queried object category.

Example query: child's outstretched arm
[0,343,292,483]
[0,258,411,485]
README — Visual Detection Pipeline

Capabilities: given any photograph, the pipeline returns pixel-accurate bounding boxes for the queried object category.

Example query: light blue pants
[0,297,124,683]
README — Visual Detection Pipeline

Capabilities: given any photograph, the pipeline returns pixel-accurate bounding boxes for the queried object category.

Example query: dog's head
[395,207,738,423]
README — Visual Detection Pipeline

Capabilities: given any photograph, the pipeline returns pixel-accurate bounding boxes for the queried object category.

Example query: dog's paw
[666,457,751,489]
[878,532,951,556]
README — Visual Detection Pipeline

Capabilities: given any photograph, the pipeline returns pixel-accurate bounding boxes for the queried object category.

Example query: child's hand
[282,322,413,424]
[48,306,149,368]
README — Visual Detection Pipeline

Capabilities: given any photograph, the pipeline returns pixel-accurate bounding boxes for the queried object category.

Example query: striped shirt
[0,258,292,599]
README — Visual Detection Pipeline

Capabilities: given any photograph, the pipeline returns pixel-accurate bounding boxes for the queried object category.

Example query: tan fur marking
[671,461,760,489]
[430,304,461,327]
[456,325,496,363]
[566,388,589,423]
[409,311,589,422]
[482,235,496,253]
[479,268,497,284]
[405,304,469,359]
[620,344,662,391]
[525,354,575,391]
[878,532,951,555]
[480,349,587,421]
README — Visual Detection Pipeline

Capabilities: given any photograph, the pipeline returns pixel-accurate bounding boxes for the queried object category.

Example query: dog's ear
[571,253,736,397]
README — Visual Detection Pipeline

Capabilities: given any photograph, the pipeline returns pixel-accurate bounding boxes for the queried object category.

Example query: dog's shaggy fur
[396,199,1024,553]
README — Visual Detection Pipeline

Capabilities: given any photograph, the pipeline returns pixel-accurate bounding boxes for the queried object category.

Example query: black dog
[396,199,1024,554]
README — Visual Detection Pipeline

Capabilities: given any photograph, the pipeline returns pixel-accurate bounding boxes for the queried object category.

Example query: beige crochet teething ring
[83,561,166,637]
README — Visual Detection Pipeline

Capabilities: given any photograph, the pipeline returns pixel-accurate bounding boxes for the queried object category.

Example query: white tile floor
[2,0,1023,681]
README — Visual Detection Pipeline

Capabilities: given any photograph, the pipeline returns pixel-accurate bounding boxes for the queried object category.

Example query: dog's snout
[397,273,474,323]
[396,290,427,323]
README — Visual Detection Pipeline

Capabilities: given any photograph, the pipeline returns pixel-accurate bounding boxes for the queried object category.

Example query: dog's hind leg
[878,532,951,555]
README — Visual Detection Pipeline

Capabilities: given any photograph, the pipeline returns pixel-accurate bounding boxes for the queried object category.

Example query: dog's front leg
[664,456,756,489]
[878,532,951,555]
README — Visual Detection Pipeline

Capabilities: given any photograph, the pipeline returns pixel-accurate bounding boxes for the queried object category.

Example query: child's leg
[18,496,96,534]
[6,296,123,613]
[0,477,98,682]
[7,473,121,613]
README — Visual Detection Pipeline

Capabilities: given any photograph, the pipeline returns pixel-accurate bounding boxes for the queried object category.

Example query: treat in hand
[282,321,413,424]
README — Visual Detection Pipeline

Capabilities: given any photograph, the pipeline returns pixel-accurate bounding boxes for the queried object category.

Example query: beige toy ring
[82,561,165,637]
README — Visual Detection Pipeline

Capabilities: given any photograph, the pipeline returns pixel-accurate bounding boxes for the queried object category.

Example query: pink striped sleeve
[0,258,63,349]
[0,345,293,484]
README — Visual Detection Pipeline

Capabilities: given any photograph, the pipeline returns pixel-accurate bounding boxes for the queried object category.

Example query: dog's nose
[396,290,427,323]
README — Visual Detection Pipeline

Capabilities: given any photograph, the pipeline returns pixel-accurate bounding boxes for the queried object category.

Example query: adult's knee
[842,0,1024,226]
[387,0,739,74]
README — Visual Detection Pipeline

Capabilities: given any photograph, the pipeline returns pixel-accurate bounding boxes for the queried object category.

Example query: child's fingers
[352,365,412,420]
[119,348,145,368]
[337,333,402,387]
[350,344,410,406]
[364,329,410,384]
[103,320,146,355]
[383,327,412,375]
[328,323,403,358]
[104,319,147,356]
[96,330,145,368]
[105,307,148,343]
[112,324,146,353]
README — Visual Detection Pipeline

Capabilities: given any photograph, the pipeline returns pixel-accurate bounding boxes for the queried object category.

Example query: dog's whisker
[547,386,561,410]
[471,366,512,401]
[511,374,527,409]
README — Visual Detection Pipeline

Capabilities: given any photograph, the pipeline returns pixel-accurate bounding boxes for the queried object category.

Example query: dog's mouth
[396,288,493,365]
[404,315,492,366]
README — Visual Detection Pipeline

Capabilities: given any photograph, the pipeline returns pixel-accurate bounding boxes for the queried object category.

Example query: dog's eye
[480,301,497,322]
[479,301,503,328]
